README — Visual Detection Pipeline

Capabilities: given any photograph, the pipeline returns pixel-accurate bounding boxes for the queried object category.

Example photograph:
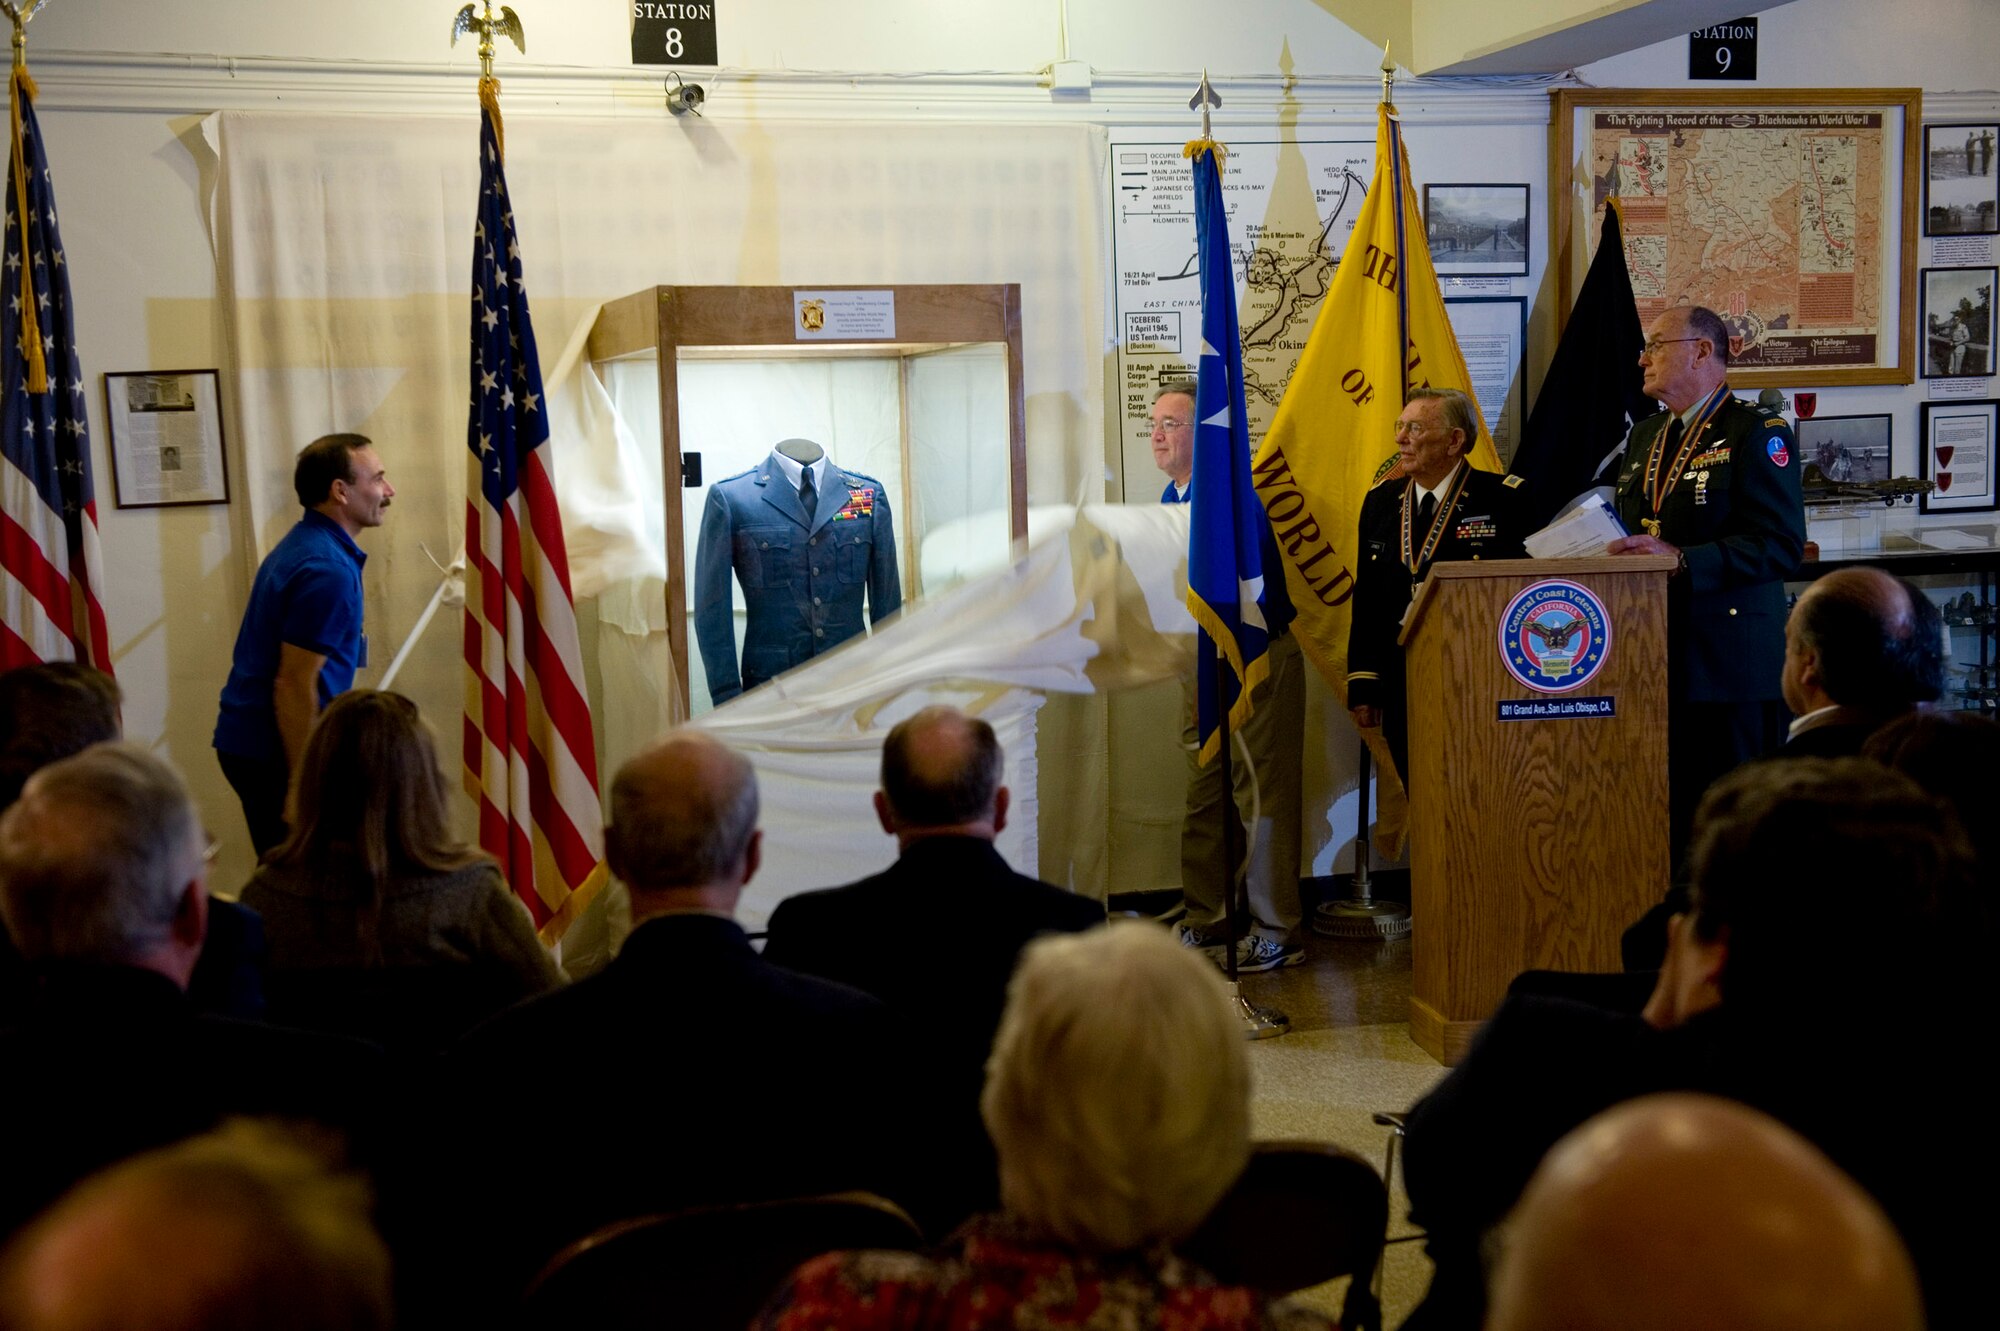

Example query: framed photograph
[1919,266,1995,378]
[102,369,230,508]
[1425,184,1530,277]
[1918,400,1998,512]
[1796,413,1892,485]
[1924,123,2000,237]
[1443,296,1526,457]
[1551,88,1920,387]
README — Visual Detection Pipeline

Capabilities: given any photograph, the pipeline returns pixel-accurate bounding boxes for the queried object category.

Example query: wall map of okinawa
[1555,91,1920,388]
[1109,136,1374,489]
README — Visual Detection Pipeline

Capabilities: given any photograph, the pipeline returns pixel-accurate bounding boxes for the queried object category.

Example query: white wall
[22,0,1997,893]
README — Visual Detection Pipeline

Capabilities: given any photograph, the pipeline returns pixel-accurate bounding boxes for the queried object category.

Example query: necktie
[799,465,817,522]
[1418,490,1437,532]
[1664,417,1685,457]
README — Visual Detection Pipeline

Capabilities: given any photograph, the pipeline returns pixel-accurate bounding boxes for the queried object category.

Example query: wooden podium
[1399,556,1675,1064]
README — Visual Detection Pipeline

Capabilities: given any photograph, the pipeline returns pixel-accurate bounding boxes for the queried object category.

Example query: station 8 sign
[633,1,718,65]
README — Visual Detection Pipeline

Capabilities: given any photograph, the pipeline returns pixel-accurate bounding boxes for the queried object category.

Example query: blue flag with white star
[1183,142,1271,766]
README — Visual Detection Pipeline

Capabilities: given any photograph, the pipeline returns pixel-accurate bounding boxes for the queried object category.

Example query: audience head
[982,922,1250,1253]
[876,705,1007,844]
[1486,1094,1923,1331]
[1865,708,2000,879]
[269,690,477,955]
[0,1120,393,1331]
[0,744,208,988]
[605,732,759,913]
[1782,567,1942,716]
[0,663,122,811]
[1663,757,1973,1025]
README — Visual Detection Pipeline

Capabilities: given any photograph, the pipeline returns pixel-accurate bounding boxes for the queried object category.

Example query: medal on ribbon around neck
[1644,387,1728,526]
[1401,466,1470,575]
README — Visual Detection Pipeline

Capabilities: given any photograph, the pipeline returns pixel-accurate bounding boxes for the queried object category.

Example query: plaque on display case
[586,284,1028,716]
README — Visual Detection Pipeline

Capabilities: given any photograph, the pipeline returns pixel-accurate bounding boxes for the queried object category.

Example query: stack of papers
[1524,492,1630,559]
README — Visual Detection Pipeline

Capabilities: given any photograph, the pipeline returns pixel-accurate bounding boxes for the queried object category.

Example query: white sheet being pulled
[691,502,1194,930]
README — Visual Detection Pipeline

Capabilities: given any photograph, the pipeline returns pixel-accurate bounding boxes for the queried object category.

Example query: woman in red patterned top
[755,923,1336,1331]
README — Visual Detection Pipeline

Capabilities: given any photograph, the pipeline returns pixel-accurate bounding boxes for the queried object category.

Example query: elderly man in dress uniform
[1605,304,1805,951]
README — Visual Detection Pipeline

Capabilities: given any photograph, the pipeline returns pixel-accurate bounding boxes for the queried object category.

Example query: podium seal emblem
[1499,579,1612,694]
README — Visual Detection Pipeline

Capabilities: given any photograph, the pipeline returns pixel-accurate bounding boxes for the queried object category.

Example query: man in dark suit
[1779,566,1942,757]
[0,744,379,1238]
[764,705,1102,1225]
[1401,758,1982,1331]
[447,731,916,1290]
[1605,305,1806,858]
[1347,387,1526,787]
[692,442,901,706]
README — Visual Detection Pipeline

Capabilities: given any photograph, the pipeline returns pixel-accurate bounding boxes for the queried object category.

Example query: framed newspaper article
[1551,88,1921,388]
[103,369,230,508]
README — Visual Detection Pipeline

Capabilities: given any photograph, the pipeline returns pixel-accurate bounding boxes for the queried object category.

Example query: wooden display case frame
[587,284,1028,714]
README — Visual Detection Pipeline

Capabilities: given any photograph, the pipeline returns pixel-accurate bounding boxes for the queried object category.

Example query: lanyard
[1645,385,1729,518]
[1401,464,1470,575]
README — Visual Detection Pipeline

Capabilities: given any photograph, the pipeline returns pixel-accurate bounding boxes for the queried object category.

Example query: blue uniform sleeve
[693,486,743,704]
[279,558,361,660]
[868,488,902,624]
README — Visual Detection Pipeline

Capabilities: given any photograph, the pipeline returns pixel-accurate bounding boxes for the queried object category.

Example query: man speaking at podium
[1605,305,1806,898]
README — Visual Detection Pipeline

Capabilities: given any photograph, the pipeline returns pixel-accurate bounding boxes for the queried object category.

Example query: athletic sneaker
[1178,922,1305,973]
[1176,920,1227,955]
[1229,933,1307,973]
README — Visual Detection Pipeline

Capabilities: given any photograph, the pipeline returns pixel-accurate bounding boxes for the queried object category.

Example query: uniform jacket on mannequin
[694,449,901,705]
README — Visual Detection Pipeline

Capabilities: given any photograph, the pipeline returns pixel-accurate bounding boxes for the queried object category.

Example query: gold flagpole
[3,0,50,392]
[451,2,526,154]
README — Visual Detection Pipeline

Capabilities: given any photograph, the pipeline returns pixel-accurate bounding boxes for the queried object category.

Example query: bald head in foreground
[1487,1093,1924,1331]
[1780,565,1942,755]
[0,1122,391,1331]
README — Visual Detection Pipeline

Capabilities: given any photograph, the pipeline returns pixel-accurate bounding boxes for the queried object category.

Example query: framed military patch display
[1919,400,1998,513]
[1551,88,1922,388]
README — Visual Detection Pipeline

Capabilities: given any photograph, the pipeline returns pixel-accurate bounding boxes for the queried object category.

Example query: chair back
[515,1190,923,1331]
[1184,1141,1389,1328]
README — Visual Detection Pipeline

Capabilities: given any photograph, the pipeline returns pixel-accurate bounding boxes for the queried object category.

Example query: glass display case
[586,285,1028,716]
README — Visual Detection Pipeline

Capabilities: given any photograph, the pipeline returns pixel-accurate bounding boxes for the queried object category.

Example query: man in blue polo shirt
[213,434,394,853]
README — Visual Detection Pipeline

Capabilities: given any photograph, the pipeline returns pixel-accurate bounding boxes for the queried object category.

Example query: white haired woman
[754,922,1334,1331]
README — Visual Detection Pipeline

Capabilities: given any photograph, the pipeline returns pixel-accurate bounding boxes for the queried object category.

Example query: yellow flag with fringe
[1250,102,1502,846]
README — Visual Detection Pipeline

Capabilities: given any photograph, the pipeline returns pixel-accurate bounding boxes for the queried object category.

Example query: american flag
[460,89,606,946]
[1,68,111,674]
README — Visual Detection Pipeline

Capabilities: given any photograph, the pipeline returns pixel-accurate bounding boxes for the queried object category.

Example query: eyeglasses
[1152,417,1192,433]
[1640,336,1704,357]
[1393,419,1435,437]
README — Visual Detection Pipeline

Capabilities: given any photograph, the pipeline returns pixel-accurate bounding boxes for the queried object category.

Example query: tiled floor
[1234,930,1447,1328]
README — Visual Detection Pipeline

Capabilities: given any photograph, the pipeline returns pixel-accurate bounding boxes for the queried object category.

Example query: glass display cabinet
[586,284,1028,716]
